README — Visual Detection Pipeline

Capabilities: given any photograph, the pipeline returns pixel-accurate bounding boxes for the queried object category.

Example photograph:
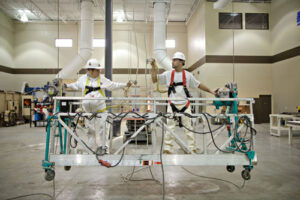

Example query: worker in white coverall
[66,59,132,153]
[151,52,216,154]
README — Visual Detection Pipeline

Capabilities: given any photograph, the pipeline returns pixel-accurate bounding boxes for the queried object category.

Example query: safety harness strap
[168,70,191,113]
[97,78,105,97]
[97,107,107,113]
[83,77,105,97]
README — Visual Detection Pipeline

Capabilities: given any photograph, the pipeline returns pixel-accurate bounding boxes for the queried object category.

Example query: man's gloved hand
[150,58,157,69]
[127,81,133,88]
[213,88,220,97]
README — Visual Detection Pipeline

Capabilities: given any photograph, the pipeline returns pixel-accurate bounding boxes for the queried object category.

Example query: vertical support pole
[44,117,51,161]
[105,0,112,98]
[229,88,239,148]
[202,115,207,154]
[63,118,68,154]
[59,122,63,153]
[288,126,292,145]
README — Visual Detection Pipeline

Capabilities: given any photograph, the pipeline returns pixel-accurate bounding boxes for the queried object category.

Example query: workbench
[287,121,300,145]
[269,114,300,136]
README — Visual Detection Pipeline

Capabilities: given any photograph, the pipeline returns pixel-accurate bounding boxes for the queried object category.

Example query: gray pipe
[105,0,112,97]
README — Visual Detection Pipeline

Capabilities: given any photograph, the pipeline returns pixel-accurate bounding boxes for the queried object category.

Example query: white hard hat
[172,52,185,61]
[85,58,102,69]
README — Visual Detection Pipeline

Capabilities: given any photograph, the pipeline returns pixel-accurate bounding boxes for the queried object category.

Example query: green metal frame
[213,87,255,170]
[42,100,73,170]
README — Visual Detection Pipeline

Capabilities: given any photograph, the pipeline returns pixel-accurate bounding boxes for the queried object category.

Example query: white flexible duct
[56,0,93,79]
[153,1,172,71]
[213,0,231,9]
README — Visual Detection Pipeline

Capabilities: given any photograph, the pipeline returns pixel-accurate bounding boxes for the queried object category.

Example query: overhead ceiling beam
[28,0,54,21]
[185,0,200,24]
[166,0,173,24]
[213,0,231,9]
[122,0,129,21]
[94,0,105,19]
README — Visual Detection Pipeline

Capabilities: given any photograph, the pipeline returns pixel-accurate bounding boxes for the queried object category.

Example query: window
[93,39,105,47]
[245,13,269,30]
[55,39,72,47]
[219,12,243,29]
[166,40,176,48]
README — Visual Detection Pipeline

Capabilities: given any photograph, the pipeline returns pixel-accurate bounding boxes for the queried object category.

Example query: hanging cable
[181,167,246,189]
[121,166,161,183]
[129,26,132,81]
[160,118,166,200]
[143,33,148,93]
[155,64,167,93]
[5,170,56,200]
[232,2,235,83]
[133,8,140,98]
[143,0,149,94]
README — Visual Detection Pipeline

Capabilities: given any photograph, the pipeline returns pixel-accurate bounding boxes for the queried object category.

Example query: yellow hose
[107,86,131,109]
[154,65,167,93]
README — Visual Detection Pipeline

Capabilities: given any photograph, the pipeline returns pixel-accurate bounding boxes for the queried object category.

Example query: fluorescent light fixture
[230,13,239,17]
[115,11,124,23]
[93,39,105,47]
[18,10,28,22]
[116,16,123,23]
[166,40,175,48]
[55,39,73,47]
[20,13,28,22]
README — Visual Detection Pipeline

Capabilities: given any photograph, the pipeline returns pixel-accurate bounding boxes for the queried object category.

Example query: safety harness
[83,77,107,112]
[168,70,191,113]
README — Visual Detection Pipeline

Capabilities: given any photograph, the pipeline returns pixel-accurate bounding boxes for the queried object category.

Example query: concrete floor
[0,123,300,200]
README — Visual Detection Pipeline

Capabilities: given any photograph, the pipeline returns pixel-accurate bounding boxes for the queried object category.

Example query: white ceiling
[0,0,199,23]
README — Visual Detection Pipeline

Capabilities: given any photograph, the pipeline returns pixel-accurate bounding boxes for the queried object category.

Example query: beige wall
[194,63,272,98]
[271,0,300,113]
[186,0,206,67]
[0,11,14,68]
[3,20,187,91]
[93,21,187,70]
[187,2,273,100]
[14,22,78,69]
[0,12,16,91]
[272,56,300,113]
[205,2,271,56]
[0,72,17,91]
[271,0,300,54]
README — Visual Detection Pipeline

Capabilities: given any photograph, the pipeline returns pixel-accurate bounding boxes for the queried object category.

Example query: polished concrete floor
[0,123,300,200]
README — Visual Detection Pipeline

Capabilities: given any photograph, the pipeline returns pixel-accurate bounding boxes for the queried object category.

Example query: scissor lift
[42,94,257,182]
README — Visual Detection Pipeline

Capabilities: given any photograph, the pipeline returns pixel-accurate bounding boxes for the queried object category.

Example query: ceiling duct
[153,0,172,71]
[56,0,93,79]
[213,0,231,9]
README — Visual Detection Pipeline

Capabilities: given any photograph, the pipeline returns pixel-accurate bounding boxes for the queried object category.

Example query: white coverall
[67,74,127,150]
[158,70,200,153]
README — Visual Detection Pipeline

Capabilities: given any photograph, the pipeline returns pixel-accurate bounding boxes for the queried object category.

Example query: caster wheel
[45,169,55,181]
[64,166,71,171]
[226,165,235,173]
[96,146,108,156]
[241,169,251,180]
